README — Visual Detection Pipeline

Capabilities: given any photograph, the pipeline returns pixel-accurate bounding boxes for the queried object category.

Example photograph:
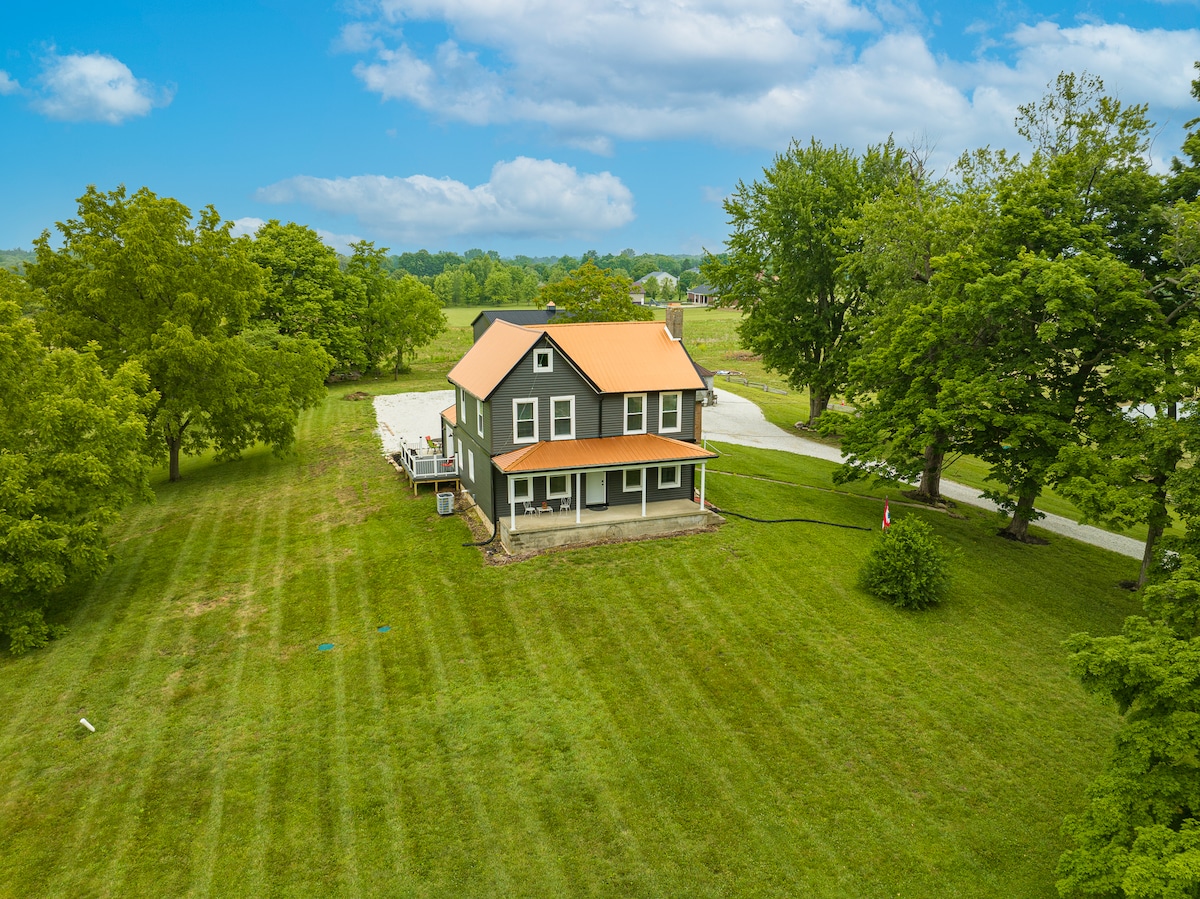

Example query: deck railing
[395,442,458,481]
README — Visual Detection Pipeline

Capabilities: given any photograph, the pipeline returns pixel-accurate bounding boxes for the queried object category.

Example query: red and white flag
[882,498,891,530]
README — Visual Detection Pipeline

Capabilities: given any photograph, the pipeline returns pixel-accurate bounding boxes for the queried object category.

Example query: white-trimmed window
[511,476,532,503]
[547,474,571,498]
[513,398,539,443]
[659,392,681,433]
[477,399,484,438]
[456,437,462,460]
[624,393,647,434]
[459,389,465,424]
[623,468,643,492]
[468,449,475,482]
[534,348,553,372]
[659,464,680,489]
[551,396,575,440]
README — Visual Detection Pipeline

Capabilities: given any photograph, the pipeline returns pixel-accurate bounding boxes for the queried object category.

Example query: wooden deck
[389,442,459,496]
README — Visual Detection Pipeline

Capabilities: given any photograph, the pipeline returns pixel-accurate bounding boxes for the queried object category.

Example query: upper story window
[660,392,681,433]
[624,393,647,434]
[513,398,539,444]
[534,348,553,372]
[459,389,466,424]
[477,399,485,437]
[551,396,575,440]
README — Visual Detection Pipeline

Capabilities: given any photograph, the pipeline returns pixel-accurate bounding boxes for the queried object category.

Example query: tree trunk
[392,345,404,380]
[1001,488,1039,542]
[1138,478,1173,589]
[808,388,831,426]
[1138,521,1164,590]
[168,436,182,482]
[916,443,944,504]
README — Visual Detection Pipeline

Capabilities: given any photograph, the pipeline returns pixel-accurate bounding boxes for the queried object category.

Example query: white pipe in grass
[80,718,95,732]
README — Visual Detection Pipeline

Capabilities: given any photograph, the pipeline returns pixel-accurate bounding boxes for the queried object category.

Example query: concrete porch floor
[499,499,724,553]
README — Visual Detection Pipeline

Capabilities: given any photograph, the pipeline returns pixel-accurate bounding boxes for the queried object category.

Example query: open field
[0,377,1141,898]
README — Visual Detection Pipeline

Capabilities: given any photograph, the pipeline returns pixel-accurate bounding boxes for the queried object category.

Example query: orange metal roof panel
[492,433,717,474]
[440,404,456,426]
[540,321,704,394]
[448,319,542,398]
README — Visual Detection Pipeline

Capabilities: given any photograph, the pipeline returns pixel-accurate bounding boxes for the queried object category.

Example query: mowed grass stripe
[0,499,175,829]
[410,581,516,895]
[33,467,235,897]
[96,466,252,898]
[493,578,687,895]
[240,444,299,898]
[337,541,417,893]
[188,482,274,898]
[568,560,820,891]
[433,570,575,896]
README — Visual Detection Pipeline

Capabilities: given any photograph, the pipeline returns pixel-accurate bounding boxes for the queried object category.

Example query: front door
[585,471,606,505]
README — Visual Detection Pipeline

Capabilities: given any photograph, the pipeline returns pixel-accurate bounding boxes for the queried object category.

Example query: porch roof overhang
[440,404,456,426]
[492,433,717,475]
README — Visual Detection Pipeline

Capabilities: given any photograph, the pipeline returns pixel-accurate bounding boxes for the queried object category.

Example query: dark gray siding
[489,338,601,453]
[605,463,696,507]
[454,424,495,522]
[600,389,699,440]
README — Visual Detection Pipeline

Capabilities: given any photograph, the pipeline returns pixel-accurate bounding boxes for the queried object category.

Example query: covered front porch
[492,433,722,553]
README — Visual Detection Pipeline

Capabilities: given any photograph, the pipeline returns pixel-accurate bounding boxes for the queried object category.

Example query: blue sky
[2,0,1199,258]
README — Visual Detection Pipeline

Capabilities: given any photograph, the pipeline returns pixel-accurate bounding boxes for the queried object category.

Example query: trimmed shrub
[859,516,952,610]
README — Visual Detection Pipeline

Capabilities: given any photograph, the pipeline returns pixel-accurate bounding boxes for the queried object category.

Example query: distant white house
[634,271,679,289]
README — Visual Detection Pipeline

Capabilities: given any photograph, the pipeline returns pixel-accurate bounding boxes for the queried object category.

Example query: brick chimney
[665,303,683,341]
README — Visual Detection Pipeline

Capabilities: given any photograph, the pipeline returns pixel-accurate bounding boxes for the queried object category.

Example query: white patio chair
[558,498,571,515]
[523,501,536,516]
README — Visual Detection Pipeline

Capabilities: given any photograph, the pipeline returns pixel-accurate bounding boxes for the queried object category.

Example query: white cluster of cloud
[35,52,173,124]
[342,0,1200,166]
[256,157,635,243]
[0,52,173,124]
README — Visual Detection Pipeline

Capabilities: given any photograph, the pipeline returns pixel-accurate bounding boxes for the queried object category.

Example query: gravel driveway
[703,388,1144,560]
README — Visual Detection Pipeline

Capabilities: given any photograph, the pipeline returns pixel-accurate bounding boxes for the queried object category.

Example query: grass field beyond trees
[0,377,1141,897]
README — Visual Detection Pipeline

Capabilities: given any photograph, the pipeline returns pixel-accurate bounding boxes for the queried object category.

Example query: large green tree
[346,241,446,376]
[1058,557,1200,897]
[537,261,652,322]
[0,272,152,653]
[836,149,988,503]
[703,138,902,424]
[28,186,331,482]
[247,220,366,374]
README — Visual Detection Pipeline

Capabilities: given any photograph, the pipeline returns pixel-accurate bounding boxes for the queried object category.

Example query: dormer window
[534,348,553,372]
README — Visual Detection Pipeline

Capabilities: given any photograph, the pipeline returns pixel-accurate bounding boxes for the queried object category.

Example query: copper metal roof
[492,433,717,474]
[447,320,542,398]
[541,321,705,394]
[440,404,456,426]
[448,318,704,400]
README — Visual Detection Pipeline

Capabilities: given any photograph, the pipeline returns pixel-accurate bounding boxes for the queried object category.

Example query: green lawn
[0,381,1141,897]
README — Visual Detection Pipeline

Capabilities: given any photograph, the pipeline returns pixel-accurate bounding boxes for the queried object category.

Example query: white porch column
[510,483,516,532]
[575,471,581,524]
[641,466,647,517]
[699,463,707,509]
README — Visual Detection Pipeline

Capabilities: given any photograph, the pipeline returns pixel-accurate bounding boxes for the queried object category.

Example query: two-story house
[442,317,721,552]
